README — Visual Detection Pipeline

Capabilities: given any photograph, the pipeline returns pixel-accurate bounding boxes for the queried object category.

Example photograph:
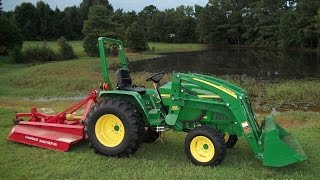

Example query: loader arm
[160,72,306,166]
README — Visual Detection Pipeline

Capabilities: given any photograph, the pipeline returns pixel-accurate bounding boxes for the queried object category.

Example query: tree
[174,6,197,43]
[296,0,320,47]
[278,11,301,47]
[14,2,39,40]
[79,0,113,22]
[0,0,3,14]
[125,22,148,51]
[196,1,229,45]
[138,5,159,41]
[36,1,55,40]
[82,5,121,56]
[0,16,23,55]
[61,6,82,40]
[315,9,320,48]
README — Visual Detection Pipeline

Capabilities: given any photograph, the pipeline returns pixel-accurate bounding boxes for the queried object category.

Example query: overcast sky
[2,0,208,12]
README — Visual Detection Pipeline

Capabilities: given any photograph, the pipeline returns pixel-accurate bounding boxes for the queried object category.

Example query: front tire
[185,127,226,166]
[86,98,144,157]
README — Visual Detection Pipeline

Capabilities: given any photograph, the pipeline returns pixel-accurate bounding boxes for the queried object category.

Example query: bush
[13,39,77,63]
[57,37,77,60]
[10,46,24,63]
[20,43,58,63]
[24,46,57,62]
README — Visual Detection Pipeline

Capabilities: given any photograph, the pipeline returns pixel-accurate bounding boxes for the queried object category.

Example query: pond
[128,48,320,79]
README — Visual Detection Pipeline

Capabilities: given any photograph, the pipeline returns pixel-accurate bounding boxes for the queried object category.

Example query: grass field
[0,41,320,179]
[22,41,207,57]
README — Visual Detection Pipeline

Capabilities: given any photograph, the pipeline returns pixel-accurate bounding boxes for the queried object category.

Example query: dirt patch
[275,119,318,128]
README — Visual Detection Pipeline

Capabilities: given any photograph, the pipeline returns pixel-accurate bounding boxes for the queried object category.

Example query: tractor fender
[99,90,149,122]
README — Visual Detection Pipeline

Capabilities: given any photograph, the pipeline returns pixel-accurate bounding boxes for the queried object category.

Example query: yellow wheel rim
[224,133,230,142]
[95,114,125,147]
[190,136,215,163]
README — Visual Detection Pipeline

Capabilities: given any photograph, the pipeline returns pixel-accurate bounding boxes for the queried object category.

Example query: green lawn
[0,41,319,179]
[23,41,86,57]
[0,107,319,179]
[22,41,207,57]
[148,42,207,53]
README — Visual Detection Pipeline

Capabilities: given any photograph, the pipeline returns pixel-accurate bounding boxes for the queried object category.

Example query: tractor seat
[116,68,146,95]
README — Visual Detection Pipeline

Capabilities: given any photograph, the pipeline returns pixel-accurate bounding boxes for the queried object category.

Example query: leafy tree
[82,5,121,56]
[138,5,159,41]
[243,0,283,47]
[53,7,65,39]
[296,0,320,48]
[93,0,113,11]
[278,11,301,47]
[79,0,113,21]
[61,6,82,40]
[196,1,229,45]
[316,9,320,31]
[122,11,137,30]
[36,1,55,40]
[174,6,197,43]
[125,22,148,51]
[315,9,320,48]
[0,0,3,14]
[14,2,39,40]
[0,16,23,55]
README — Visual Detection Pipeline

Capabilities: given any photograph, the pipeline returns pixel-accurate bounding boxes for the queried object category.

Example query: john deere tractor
[85,37,306,167]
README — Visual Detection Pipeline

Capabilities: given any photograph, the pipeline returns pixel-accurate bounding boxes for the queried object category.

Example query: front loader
[8,37,306,167]
[88,37,306,167]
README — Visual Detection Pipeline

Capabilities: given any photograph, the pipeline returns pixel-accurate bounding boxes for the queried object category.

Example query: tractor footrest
[7,121,85,151]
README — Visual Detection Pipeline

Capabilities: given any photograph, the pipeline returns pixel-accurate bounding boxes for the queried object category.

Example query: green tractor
[86,37,306,167]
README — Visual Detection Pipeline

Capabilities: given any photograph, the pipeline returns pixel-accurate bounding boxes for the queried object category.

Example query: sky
[2,0,208,12]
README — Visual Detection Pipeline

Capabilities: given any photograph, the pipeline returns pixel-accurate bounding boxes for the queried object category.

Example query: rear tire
[143,127,159,143]
[86,98,144,157]
[185,126,226,166]
[224,134,238,148]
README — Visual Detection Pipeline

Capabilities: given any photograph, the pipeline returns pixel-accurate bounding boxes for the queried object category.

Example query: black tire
[86,98,144,157]
[225,134,238,148]
[143,127,159,143]
[185,126,226,166]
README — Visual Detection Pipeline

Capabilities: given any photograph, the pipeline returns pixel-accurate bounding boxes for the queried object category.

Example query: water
[128,49,320,79]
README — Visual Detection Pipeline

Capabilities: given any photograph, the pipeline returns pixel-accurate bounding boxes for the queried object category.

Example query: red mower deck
[7,90,97,151]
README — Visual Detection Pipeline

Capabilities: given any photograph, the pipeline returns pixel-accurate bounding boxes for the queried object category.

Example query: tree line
[1,0,320,50]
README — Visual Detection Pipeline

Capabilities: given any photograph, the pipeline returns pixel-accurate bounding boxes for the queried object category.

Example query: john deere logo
[171,106,179,111]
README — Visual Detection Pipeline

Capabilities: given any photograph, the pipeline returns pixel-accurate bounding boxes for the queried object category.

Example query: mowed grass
[23,41,86,57]
[22,41,207,57]
[0,107,319,179]
[148,42,207,53]
[0,41,320,179]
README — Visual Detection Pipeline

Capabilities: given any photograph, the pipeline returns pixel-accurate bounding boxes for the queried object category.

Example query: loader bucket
[261,115,307,167]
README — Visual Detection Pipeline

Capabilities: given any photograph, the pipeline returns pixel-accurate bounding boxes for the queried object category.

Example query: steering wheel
[146,71,165,83]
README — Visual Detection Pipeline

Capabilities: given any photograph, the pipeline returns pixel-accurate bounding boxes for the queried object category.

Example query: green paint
[97,37,306,167]
[114,125,119,131]
[203,144,209,150]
